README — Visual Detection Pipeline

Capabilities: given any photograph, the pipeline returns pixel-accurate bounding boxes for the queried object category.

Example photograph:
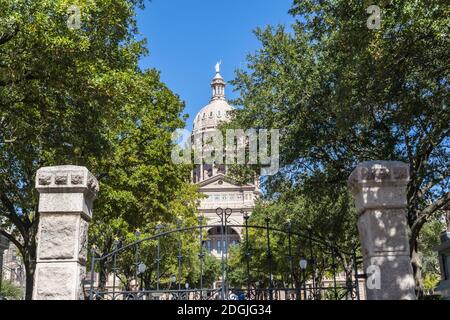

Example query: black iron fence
[86,214,363,300]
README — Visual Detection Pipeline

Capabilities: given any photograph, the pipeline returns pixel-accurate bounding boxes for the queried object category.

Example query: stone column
[435,230,450,299]
[33,165,99,300]
[348,161,416,300]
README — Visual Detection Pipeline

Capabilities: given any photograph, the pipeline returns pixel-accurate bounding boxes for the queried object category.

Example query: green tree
[418,216,444,293]
[0,0,200,299]
[227,197,357,299]
[87,67,201,291]
[187,251,221,290]
[93,222,203,295]
[228,0,449,297]
[0,280,23,300]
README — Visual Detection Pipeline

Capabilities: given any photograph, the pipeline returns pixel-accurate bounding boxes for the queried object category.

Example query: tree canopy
[226,0,449,296]
[0,0,200,299]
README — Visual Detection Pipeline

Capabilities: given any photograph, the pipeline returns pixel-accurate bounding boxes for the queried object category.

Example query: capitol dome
[193,99,233,132]
[192,63,233,133]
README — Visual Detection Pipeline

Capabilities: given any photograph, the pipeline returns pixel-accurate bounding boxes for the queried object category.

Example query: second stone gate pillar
[348,161,416,300]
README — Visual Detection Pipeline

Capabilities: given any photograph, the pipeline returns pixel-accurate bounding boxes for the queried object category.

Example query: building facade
[0,235,8,285]
[191,64,260,257]
[0,235,25,297]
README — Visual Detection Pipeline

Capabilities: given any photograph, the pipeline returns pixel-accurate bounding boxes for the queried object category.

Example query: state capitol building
[190,64,260,257]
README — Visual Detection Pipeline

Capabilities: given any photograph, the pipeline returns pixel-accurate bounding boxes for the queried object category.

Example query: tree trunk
[19,228,38,300]
[23,251,36,300]
[410,239,424,299]
[99,259,108,292]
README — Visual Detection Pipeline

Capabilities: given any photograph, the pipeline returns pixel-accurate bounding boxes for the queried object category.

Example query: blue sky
[136,0,294,130]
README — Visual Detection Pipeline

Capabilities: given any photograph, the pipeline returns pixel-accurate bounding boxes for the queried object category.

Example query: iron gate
[86,211,363,300]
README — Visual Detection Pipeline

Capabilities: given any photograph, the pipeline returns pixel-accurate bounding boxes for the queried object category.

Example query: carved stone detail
[71,173,84,185]
[55,173,68,185]
[38,173,52,185]
[87,174,99,193]
[35,165,99,198]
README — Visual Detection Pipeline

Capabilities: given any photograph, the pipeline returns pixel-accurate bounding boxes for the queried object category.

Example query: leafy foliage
[227,198,357,295]
[0,280,23,300]
[418,217,444,292]
[227,0,449,295]
[0,0,200,298]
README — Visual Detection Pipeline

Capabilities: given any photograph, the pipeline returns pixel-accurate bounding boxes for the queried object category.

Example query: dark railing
[87,217,362,301]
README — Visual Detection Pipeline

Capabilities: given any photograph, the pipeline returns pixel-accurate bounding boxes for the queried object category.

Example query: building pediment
[197,174,255,191]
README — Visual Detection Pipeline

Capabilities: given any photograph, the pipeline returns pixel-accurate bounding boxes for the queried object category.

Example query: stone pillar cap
[36,165,99,198]
[348,160,409,193]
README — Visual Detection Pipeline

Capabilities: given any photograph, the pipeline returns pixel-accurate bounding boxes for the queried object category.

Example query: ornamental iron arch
[86,209,363,300]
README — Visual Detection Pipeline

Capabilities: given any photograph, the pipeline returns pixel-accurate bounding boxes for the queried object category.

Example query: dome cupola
[211,61,226,101]
[193,62,233,133]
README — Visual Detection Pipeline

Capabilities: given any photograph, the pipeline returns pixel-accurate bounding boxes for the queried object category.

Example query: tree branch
[0,229,23,251]
[418,190,450,220]
[410,190,450,245]
[0,193,28,236]
[0,72,39,87]
[419,165,450,198]
[0,22,19,46]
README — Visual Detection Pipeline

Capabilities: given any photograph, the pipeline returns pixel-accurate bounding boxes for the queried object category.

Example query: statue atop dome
[215,61,221,73]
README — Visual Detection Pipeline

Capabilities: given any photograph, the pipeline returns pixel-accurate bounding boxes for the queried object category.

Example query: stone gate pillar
[348,161,416,300]
[33,166,99,300]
